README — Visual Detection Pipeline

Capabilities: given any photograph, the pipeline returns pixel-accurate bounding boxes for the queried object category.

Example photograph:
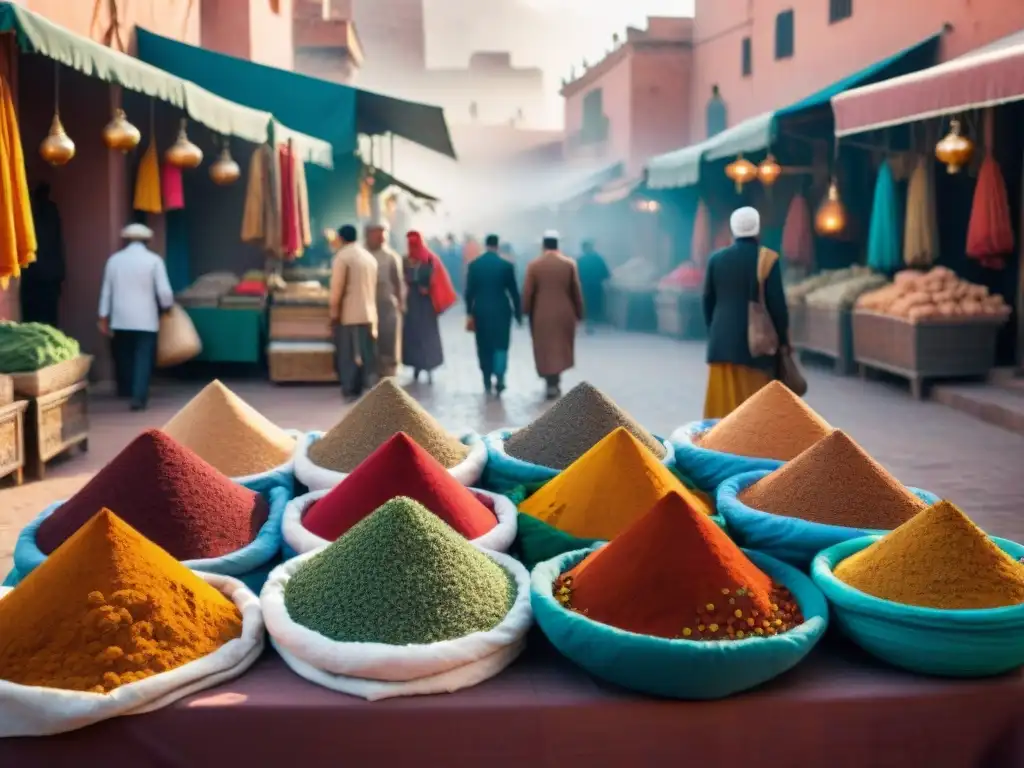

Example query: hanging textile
[902,155,939,268]
[866,160,902,274]
[781,193,815,268]
[356,169,372,220]
[0,74,36,288]
[295,153,311,252]
[133,142,162,214]
[160,162,184,211]
[966,156,1014,269]
[690,199,712,268]
[241,145,267,244]
[279,144,300,259]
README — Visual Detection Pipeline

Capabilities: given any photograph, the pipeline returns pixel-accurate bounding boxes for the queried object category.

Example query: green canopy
[136,28,456,160]
[0,2,333,168]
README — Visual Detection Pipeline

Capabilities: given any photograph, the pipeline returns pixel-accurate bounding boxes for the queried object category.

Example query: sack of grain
[156,306,202,368]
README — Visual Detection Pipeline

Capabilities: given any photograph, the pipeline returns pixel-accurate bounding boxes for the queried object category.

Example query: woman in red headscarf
[402,231,457,382]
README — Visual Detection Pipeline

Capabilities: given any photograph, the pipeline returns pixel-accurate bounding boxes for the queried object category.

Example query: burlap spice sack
[698,381,831,462]
[162,380,295,480]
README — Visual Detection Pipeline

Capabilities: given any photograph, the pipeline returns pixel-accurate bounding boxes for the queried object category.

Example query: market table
[2,636,1021,767]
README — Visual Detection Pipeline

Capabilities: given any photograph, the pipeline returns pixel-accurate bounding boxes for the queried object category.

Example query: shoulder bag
[748,247,781,358]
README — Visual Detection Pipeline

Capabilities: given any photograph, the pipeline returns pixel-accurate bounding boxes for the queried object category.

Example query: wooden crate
[9,355,93,398]
[268,342,338,383]
[796,305,854,375]
[269,304,331,342]
[0,400,28,486]
[24,380,89,479]
[852,311,1004,399]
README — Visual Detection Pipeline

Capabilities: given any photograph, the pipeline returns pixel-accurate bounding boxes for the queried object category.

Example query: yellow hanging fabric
[0,74,37,288]
[133,141,163,214]
[903,155,938,268]
[241,144,267,243]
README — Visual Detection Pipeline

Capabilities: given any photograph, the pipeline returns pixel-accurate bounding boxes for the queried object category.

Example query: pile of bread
[855,266,1010,322]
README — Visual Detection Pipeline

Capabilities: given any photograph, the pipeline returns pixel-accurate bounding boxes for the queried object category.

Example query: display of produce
[803,273,889,310]
[784,267,875,305]
[658,262,704,290]
[0,322,80,373]
[175,271,240,307]
[855,266,1011,321]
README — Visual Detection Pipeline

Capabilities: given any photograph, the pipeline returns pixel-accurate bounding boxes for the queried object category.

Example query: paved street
[2,313,1023,576]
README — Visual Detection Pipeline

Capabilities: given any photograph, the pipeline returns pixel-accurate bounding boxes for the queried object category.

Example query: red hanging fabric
[690,199,712,268]
[279,145,300,259]
[781,193,815,267]
[966,154,1014,270]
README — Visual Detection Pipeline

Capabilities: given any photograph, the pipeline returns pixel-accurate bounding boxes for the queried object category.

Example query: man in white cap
[364,220,405,378]
[97,222,174,411]
[701,206,789,419]
[522,230,584,399]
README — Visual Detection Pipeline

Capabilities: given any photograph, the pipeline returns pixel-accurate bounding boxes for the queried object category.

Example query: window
[775,10,795,59]
[706,86,727,139]
[829,0,852,23]
[580,88,608,144]
[741,37,752,76]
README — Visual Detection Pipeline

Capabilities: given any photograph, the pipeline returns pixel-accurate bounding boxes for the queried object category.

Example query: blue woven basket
[812,535,1024,677]
[669,419,784,494]
[717,470,938,569]
[531,545,829,699]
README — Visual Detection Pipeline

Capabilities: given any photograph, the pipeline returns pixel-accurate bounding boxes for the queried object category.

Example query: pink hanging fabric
[690,199,712,268]
[160,162,184,211]
[966,154,1014,270]
[712,219,732,251]
[781,193,815,268]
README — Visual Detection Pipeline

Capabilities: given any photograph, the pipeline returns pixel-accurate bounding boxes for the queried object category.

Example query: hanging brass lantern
[39,113,75,167]
[725,154,757,192]
[165,119,203,169]
[757,154,783,186]
[209,141,241,185]
[815,179,848,237]
[102,108,141,153]
[935,118,974,174]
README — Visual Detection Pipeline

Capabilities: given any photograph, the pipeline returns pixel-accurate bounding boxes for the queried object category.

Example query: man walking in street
[466,233,522,395]
[97,223,173,412]
[329,224,379,399]
[522,230,584,399]
[365,220,405,378]
[577,238,611,333]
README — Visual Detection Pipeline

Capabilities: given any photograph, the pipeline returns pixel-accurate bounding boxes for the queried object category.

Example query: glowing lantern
[815,180,848,237]
[165,119,203,169]
[39,113,75,167]
[935,119,974,174]
[725,154,757,192]
[757,154,783,186]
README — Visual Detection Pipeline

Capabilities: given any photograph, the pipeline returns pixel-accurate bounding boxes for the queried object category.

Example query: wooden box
[9,355,93,398]
[796,305,854,375]
[0,374,12,408]
[268,342,339,383]
[25,380,89,479]
[269,304,332,342]
[0,400,28,485]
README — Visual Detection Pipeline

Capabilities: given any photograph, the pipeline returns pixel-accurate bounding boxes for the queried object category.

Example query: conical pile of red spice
[303,432,497,542]
[556,491,803,641]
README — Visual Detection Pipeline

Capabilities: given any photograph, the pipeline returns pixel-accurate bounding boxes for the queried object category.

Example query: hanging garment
[295,152,311,253]
[690,199,712,268]
[902,155,939,268]
[967,155,1014,270]
[160,162,184,211]
[781,194,815,268]
[0,74,36,288]
[241,145,268,243]
[133,142,162,214]
[866,160,902,274]
[279,145,300,259]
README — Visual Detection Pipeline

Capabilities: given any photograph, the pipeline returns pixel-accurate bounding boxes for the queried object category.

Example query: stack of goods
[161,380,296,480]
[11,429,285,590]
[672,381,832,493]
[720,429,931,566]
[804,272,888,310]
[297,379,482,491]
[856,267,1010,321]
[0,510,261,737]
[0,322,80,373]
[784,267,876,306]
[284,432,514,556]
[221,274,268,308]
[658,262,704,291]
[272,280,330,306]
[610,258,660,289]
[175,272,239,308]
[262,497,531,699]
[531,491,827,699]
[516,427,711,568]
[813,500,1024,677]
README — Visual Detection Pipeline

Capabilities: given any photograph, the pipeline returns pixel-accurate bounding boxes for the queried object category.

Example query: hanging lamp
[815,178,848,236]
[102,108,141,153]
[165,118,203,169]
[39,63,75,166]
[935,118,974,174]
[725,154,757,192]
[757,154,783,186]
[209,139,241,185]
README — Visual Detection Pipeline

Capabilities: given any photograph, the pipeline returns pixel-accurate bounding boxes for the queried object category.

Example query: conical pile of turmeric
[698,381,831,461]
[0,509,243,693]
[835,500,1024,609]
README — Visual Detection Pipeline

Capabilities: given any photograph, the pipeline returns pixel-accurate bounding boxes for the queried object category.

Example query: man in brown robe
[522,230,584,399]
[365,222,405,377]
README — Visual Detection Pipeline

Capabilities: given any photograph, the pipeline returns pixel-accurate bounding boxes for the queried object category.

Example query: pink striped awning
[832,30,1024,137]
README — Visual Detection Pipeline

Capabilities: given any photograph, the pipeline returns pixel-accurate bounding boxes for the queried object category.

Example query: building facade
[292,0,363,84]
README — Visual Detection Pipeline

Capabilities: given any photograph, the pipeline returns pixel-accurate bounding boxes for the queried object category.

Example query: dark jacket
[465,250,522,353]
[702,237,788,370]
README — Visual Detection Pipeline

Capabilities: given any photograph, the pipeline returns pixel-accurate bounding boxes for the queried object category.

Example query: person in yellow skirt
[701,207,789,419]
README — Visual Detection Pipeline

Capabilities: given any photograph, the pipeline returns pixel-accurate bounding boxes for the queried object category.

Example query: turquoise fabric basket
[531,546,829,699]
[811,535,1024,678]
[717,470,939,569]
[669,420,784,494]
[6,472,291,593]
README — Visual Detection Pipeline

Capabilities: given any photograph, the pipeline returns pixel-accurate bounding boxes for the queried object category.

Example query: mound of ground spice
[835,500,1024,610]
[303,432,497,541]
[162,379,296,477]
[556,492,802,640]
[738,430,926,530]
[35,429,269,561]
[504,382,665,470]
[307,379,470,473]
[698,381,831,461]
[520,427,711,542]
[0,509,242,693]
[285,497,514,645]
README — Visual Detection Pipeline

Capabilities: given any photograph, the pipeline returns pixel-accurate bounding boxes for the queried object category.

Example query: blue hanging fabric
[866,160,902,274]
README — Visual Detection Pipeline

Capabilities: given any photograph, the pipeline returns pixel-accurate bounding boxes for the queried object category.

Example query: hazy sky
[423,0,695,126]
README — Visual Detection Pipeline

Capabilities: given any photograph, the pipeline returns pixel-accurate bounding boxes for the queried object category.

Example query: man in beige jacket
[329,224,379,399]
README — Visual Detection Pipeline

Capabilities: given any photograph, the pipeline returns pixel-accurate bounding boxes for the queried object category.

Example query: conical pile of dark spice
[308,379,470,473]
[504,381,665,470]
[284,497,515,645]
[555,491,803,641]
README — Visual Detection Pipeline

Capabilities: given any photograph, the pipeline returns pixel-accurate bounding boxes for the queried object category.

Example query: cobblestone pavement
[2,313,1023,575]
